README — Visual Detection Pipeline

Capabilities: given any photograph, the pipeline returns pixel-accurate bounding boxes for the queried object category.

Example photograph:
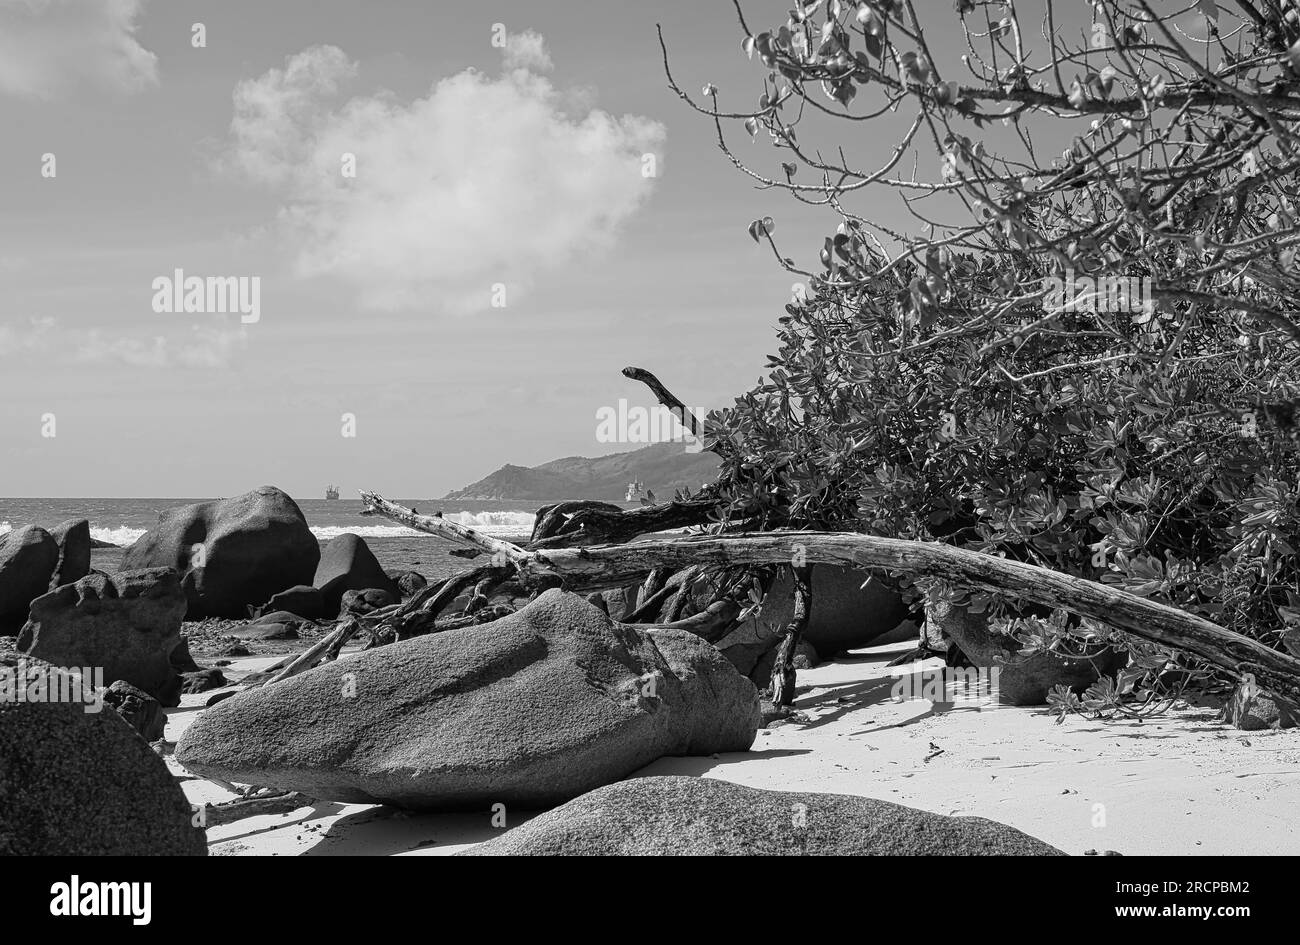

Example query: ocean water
[0,497,547,546]
[0,497,575,580]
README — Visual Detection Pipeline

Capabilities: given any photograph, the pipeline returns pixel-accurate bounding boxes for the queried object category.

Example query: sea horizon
[0,496,581,544]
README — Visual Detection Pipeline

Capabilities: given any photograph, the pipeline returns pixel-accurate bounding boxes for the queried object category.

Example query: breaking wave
[1,513,537,546]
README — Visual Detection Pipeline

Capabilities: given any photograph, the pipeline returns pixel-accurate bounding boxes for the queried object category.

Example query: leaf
[933,80,958,106]
[1067,77,1086,110]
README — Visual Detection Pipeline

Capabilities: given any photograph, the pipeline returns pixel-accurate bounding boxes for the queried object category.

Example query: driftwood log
[200,791,314,827]
[358,491,1300,704]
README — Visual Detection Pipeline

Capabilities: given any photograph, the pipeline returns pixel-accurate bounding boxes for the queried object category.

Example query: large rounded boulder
[715,565,911,682]
[176,590,760,809]
[47,519,92,590]
[464,776,1065,856]
[17,568,187,707]
[313,533,400,616]
[121,486,319,618]
[0,648,205,855]
[0,525,59,630]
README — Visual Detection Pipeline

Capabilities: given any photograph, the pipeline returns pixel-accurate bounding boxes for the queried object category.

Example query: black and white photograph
[0,0,1292,909]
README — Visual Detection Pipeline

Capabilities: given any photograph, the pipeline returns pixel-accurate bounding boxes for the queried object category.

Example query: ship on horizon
[325,484,340,500]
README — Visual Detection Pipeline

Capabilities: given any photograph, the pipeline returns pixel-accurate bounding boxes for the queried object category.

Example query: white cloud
[0,0,158,99]
[502,31,553,72]
[226,33,665,312]
[0,317,245,369]
[0,315,56,353]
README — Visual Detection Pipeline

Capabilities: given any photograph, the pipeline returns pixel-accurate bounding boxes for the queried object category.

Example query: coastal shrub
[669,0,1300,698]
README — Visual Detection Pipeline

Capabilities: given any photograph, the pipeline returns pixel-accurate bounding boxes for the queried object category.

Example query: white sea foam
[91,525,148,546]
[442,511,537,530]
[0,513,538,547]
[0,521,150,545]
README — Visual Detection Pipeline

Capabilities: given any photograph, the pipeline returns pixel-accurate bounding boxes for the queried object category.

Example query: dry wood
[639,600,741,643]
[360,494,1300,702]
[622,366,703,441]
[358,490,530,564]
[663,565,700,622]
[531,500,624,544]
[201,791,314,827]
[534,532,1300,702]
[265,619,360,685]
[528,497,720,549]
[770,565,811,706]
[637,568,669,611]
[623,573,684,623]
[389,564,511,641]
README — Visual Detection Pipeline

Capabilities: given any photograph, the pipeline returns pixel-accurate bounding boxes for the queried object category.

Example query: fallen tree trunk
[358,492,531,566]
[359,490,1300,703]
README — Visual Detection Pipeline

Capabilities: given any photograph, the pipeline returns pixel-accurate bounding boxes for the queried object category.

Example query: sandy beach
[171,638,1299,857]
[7,0,1300,887]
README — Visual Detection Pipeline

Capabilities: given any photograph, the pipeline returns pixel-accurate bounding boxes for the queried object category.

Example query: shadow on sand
[303,806,536,856]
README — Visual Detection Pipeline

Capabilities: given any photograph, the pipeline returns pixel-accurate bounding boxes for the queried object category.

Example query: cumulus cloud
[225,32,665,312]
[0,0,158,99]
[0,317,245,369]
[502,31,553,72]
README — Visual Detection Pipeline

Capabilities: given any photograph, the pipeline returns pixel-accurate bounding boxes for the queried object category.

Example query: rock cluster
[120,486,318,618]
[0,519,92,630]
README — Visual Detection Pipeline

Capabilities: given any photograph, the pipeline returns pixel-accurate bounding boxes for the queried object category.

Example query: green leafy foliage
[670,0,1300,708]
[702,249,1300,672]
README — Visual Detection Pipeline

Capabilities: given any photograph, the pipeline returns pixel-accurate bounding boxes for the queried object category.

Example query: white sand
[170,643,1300,856]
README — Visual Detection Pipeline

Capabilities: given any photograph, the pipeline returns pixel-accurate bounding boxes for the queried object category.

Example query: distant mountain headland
[441,443,721,502]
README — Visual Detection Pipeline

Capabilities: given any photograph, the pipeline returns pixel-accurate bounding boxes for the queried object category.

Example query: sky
[0,0,1112,498]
